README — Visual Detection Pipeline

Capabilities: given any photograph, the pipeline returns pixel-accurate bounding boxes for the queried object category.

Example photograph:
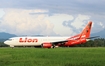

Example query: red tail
[80,21,92,39]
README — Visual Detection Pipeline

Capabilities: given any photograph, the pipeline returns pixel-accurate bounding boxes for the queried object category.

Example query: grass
[0,47,105,66]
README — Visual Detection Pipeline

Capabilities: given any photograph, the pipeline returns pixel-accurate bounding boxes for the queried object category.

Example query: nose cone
[4,41,9,45]
[4,41,7,44]
[4,40,14,47]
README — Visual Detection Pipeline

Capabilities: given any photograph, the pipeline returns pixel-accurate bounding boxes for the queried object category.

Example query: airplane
[4,21,98,48]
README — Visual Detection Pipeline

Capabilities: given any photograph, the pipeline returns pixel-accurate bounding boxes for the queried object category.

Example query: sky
[0,0,105,36]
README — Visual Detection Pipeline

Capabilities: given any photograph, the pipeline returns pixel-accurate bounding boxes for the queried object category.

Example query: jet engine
[42,42,52,48]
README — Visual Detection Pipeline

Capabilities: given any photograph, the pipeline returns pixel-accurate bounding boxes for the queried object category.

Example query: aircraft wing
[51,40,68,45]
[50,36,99,46]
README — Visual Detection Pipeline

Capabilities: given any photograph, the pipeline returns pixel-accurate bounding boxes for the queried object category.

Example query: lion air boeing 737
[4,21,97,48]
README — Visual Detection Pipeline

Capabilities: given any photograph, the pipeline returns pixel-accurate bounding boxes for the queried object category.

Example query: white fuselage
[4,36,69,47]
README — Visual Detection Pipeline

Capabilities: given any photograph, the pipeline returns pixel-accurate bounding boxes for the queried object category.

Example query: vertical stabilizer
[80,21,92,39]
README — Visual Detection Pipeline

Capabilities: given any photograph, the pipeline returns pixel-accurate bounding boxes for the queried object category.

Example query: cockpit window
[8,39,13,41]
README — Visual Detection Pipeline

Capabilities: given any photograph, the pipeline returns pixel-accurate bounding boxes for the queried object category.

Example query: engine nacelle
[42,42,52,48]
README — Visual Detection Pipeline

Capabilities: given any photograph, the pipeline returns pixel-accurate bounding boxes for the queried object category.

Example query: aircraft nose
[4,41,7,44]
[4,41,9,45]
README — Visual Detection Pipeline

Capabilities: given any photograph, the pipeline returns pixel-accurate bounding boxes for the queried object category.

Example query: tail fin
[80,21,92,39]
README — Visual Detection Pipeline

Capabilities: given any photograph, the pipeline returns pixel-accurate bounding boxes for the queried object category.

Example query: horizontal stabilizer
[87,36,100,39]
